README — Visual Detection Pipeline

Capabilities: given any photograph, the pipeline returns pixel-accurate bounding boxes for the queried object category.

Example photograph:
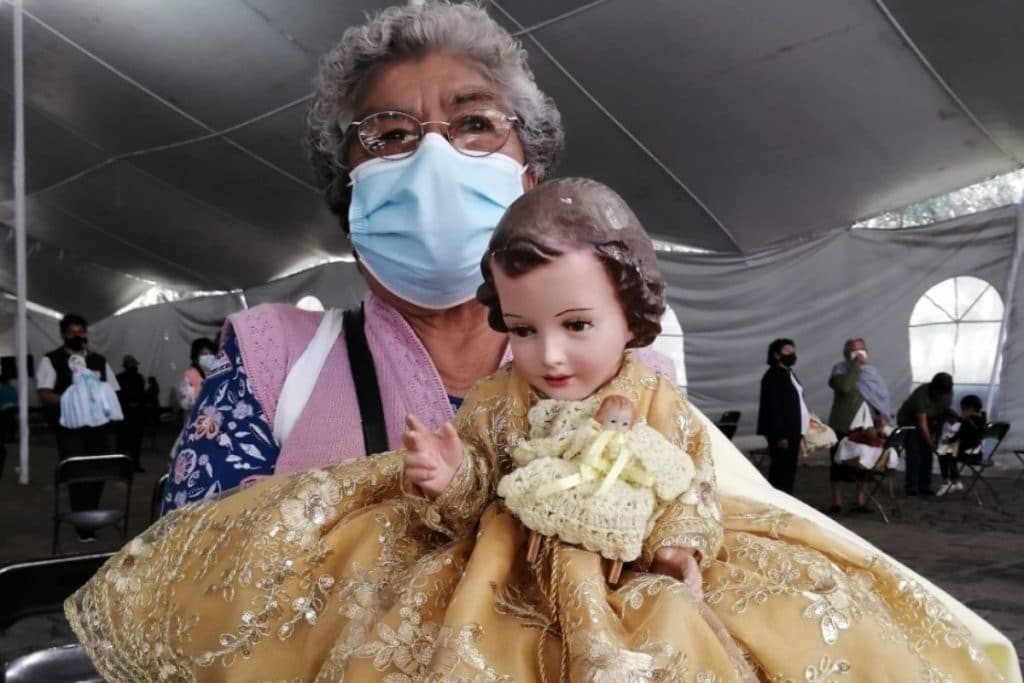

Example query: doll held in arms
[66,178,1012,683]
[402,193,705,595]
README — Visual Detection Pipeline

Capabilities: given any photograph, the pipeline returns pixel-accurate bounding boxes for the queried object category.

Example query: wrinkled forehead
[352,53,508,122]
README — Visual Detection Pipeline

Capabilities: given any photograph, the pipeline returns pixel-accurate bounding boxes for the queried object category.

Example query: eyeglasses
[348,108,520,161]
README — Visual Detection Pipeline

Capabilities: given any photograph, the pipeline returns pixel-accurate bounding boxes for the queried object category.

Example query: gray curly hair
[306,1,565,226]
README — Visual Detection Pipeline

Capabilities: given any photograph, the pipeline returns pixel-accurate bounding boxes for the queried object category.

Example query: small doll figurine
[498,393,695,584]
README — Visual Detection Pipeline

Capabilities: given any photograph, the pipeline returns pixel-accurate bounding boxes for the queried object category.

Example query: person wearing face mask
[36,313,121,540]
[160,3,674,514]
[178,337,218,416]
[826,338,894,514]
[757,338,809,494]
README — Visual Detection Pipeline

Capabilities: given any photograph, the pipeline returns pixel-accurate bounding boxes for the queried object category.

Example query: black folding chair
[958,422,1010,508]
[5,644,104,683]
[715,410,742,441]
[53,455,134,555]
[0,553,114,633]
[864,427,914,524]
[0,553,112,682]
[1011,448,1024,484]
[150,473,169,523]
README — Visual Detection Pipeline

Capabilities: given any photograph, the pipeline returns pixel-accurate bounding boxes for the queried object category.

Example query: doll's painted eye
[564,319,593,333]
[509,325,534,338]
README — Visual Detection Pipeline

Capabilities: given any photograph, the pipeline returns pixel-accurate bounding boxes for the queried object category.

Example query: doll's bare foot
[527,530,542,563]
[608,560,623,585]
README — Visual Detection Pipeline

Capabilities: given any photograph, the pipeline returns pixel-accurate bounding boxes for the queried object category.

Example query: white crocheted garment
[497,398,696,562]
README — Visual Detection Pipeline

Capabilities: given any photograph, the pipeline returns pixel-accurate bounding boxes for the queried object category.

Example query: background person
[178,337,217,417]
[896,372,953,496]
[36,313,121,540]
[757,337,808,494]
[116,354,147,472]
[826,337,894,514]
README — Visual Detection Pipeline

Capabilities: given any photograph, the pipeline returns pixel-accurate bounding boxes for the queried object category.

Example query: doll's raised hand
[653,546,704,600]
[402,415,464,500]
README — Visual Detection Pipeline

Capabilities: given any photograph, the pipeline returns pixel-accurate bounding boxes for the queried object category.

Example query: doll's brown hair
[477,177,666,347]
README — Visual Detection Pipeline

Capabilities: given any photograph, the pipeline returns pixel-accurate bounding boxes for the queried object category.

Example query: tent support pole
[13,0,30,484]
[988,200,1024,415]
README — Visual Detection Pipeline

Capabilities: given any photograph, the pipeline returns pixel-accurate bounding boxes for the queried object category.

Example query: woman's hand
[776,438,789,449]
[653,546,704,600]
[402,415,464,500]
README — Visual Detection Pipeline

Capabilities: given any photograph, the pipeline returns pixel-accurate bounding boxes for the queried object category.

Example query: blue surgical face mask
[348,133,526,310]
[197,354,217,373]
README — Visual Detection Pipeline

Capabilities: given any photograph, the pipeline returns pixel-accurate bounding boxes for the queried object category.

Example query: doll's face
[596,396,634,431]
[493,248,633,400]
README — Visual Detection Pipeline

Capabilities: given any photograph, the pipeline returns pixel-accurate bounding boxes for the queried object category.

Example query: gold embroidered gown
[66,354,1016,682]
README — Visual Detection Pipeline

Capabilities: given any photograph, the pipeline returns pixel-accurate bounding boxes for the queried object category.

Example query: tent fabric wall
[82,293,238,409]
[32,205,1020,447]
[243,260,367,311]
[661,204,1020,444]
[2,1,1023,322]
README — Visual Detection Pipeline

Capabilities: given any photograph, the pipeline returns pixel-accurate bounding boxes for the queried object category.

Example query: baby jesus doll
[402,178,707,599]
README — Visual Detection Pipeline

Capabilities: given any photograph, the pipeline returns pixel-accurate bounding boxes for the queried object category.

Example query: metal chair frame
[52,454,134,555]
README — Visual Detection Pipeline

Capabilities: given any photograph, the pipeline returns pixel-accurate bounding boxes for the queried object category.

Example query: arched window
[296,295,325,312]
[908,276,1003,392]
[651,306,688,391]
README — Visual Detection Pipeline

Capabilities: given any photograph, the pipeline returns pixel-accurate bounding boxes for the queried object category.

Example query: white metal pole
[13,0,30,484]
[987,200,1024,414]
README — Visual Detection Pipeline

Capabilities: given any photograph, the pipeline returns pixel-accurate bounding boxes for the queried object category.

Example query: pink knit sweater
[227,293,675,476]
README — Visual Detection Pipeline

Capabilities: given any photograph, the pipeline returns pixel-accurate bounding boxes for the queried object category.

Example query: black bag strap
[342,306,389,455]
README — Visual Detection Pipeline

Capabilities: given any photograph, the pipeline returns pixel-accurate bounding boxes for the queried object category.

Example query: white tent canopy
[3,2,1024,485]
[1,0,1023,320]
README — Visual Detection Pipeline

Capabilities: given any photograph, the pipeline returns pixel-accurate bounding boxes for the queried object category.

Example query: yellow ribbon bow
[535,430,654,498]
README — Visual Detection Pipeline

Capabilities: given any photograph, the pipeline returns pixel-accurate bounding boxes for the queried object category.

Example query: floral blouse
[161,335,467,514]
[162,335,278,513]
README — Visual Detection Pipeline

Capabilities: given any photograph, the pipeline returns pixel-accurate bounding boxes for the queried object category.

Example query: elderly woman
[161,2,668,512]
[826,337,894,514]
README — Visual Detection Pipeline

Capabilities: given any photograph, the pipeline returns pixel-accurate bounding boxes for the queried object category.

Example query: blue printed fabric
[162,334,279,513]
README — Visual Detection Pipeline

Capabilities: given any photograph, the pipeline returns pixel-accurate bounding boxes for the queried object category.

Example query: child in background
[936,394,987,496]
[958,394,988,460]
